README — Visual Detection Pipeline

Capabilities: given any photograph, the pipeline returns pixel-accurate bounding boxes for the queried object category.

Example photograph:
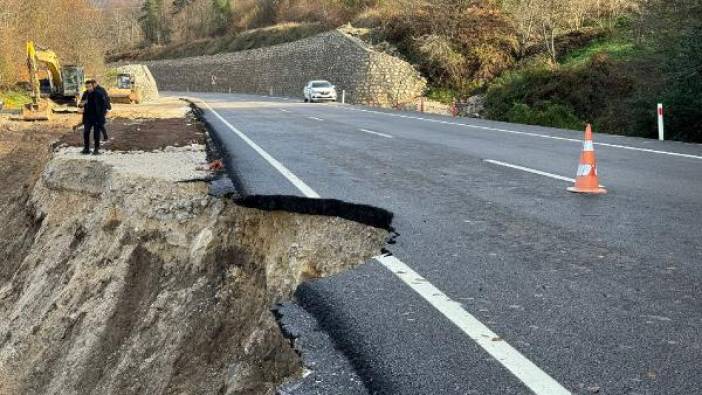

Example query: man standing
[80,80,107,155]
[93,80,111,141]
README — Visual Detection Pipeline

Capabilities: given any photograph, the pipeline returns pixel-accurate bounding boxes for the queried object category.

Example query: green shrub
[425,87,458,104]
[486,49,636,133]
[505,102,583,130]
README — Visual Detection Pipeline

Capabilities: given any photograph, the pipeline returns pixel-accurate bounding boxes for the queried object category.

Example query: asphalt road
[177,92,702,394]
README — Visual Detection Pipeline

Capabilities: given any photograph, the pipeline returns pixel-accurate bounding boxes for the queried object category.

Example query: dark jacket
[94,85,112,112]
[82,89,107,125]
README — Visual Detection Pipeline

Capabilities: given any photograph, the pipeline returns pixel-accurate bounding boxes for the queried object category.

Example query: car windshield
[311,82,332,88]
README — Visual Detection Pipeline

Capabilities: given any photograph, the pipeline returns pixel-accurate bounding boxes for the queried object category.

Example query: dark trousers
[83,122,101,152]
[98,121,108,140]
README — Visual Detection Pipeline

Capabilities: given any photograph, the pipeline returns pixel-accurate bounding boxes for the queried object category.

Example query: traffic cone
[567,124,607,194]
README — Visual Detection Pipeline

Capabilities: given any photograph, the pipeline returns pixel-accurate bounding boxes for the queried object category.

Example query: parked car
[303,80,337,103]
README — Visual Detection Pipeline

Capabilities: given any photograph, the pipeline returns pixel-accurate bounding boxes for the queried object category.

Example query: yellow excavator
[22,41,85,120]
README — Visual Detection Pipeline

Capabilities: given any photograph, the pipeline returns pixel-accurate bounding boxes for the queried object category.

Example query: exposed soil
[0,124,67,281]
[59,115,204,152]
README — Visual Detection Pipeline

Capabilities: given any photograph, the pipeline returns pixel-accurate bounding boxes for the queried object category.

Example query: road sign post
[657,103,665,141]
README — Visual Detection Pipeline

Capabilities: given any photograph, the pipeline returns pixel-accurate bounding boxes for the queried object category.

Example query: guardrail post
[657,103,665,141]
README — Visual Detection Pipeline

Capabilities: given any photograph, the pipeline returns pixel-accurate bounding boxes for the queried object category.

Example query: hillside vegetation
[2,0,696,142]
[0,0,108,87]
[109,22,328,62]
[113,0,699,142]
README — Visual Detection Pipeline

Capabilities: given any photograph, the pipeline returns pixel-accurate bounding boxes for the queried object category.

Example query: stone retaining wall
[134,31,426,105]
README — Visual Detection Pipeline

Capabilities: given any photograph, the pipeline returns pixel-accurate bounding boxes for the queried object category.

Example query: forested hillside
[1,0,699,141]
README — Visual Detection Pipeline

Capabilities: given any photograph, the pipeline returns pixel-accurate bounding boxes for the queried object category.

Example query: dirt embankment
[0,103,388,394]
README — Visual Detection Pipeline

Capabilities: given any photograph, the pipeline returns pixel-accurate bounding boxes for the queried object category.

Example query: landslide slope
[0,124,387,394]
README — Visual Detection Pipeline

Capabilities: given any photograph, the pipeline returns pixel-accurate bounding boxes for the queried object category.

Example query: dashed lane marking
[485,159,575,183]
[333,106,702,161]
[360,129,393,139]
[484,159,605,188]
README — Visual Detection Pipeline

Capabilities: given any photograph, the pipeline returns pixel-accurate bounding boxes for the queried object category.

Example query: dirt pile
[0,119,388,393]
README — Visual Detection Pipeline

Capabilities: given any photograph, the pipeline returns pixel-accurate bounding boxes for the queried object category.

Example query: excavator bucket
[21,100,51,121]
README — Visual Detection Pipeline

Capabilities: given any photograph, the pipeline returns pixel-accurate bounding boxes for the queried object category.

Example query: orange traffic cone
[567,124,606,194]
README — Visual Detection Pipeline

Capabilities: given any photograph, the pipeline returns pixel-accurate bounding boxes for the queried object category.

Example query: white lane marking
[377,255,570,395]
[360,128,393,139]
[280,109,290,113]
[485,159,605,188]
[197,97,570,395]
[484,160,575,183]
[336,106,702,160]
[197,99,321,198]
[308,116,324,121]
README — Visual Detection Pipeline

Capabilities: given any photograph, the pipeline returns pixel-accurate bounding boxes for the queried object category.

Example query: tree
[211,0,232,34]
[140,0,170,44]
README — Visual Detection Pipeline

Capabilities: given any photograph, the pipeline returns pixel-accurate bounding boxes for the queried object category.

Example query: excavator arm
[22,41,85,120]
[23,41,52,120]
[32,42,63,92]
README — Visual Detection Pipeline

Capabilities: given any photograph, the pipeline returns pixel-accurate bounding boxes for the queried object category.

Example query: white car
[303,80,337,103]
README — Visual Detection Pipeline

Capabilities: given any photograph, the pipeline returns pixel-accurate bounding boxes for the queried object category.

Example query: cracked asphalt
[180,92,702,395]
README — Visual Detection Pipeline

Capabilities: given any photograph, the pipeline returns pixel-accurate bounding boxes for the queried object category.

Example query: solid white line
[308,116,324,121]
[197,99,320,198]
[196,96,570,394]
[376,255,570,395]
[336,106,702,160]
[484,160,575,183]
[360,128,393,139]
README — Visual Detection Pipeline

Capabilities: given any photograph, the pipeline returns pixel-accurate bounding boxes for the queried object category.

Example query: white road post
[269,87,273,96]
[657,103,665,141]
[342,90,346,104]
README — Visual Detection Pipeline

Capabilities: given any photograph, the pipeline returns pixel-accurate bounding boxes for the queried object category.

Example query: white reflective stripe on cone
[577,164,592,176]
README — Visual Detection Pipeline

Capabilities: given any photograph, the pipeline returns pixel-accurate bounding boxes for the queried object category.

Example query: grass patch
[425,87,458,104]
[0,90,31,109]
[505,102,584,130]
[561,35,639,66]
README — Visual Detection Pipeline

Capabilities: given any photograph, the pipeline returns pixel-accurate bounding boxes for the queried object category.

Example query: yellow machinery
[108,73,141,104]
[22,41,85,120]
